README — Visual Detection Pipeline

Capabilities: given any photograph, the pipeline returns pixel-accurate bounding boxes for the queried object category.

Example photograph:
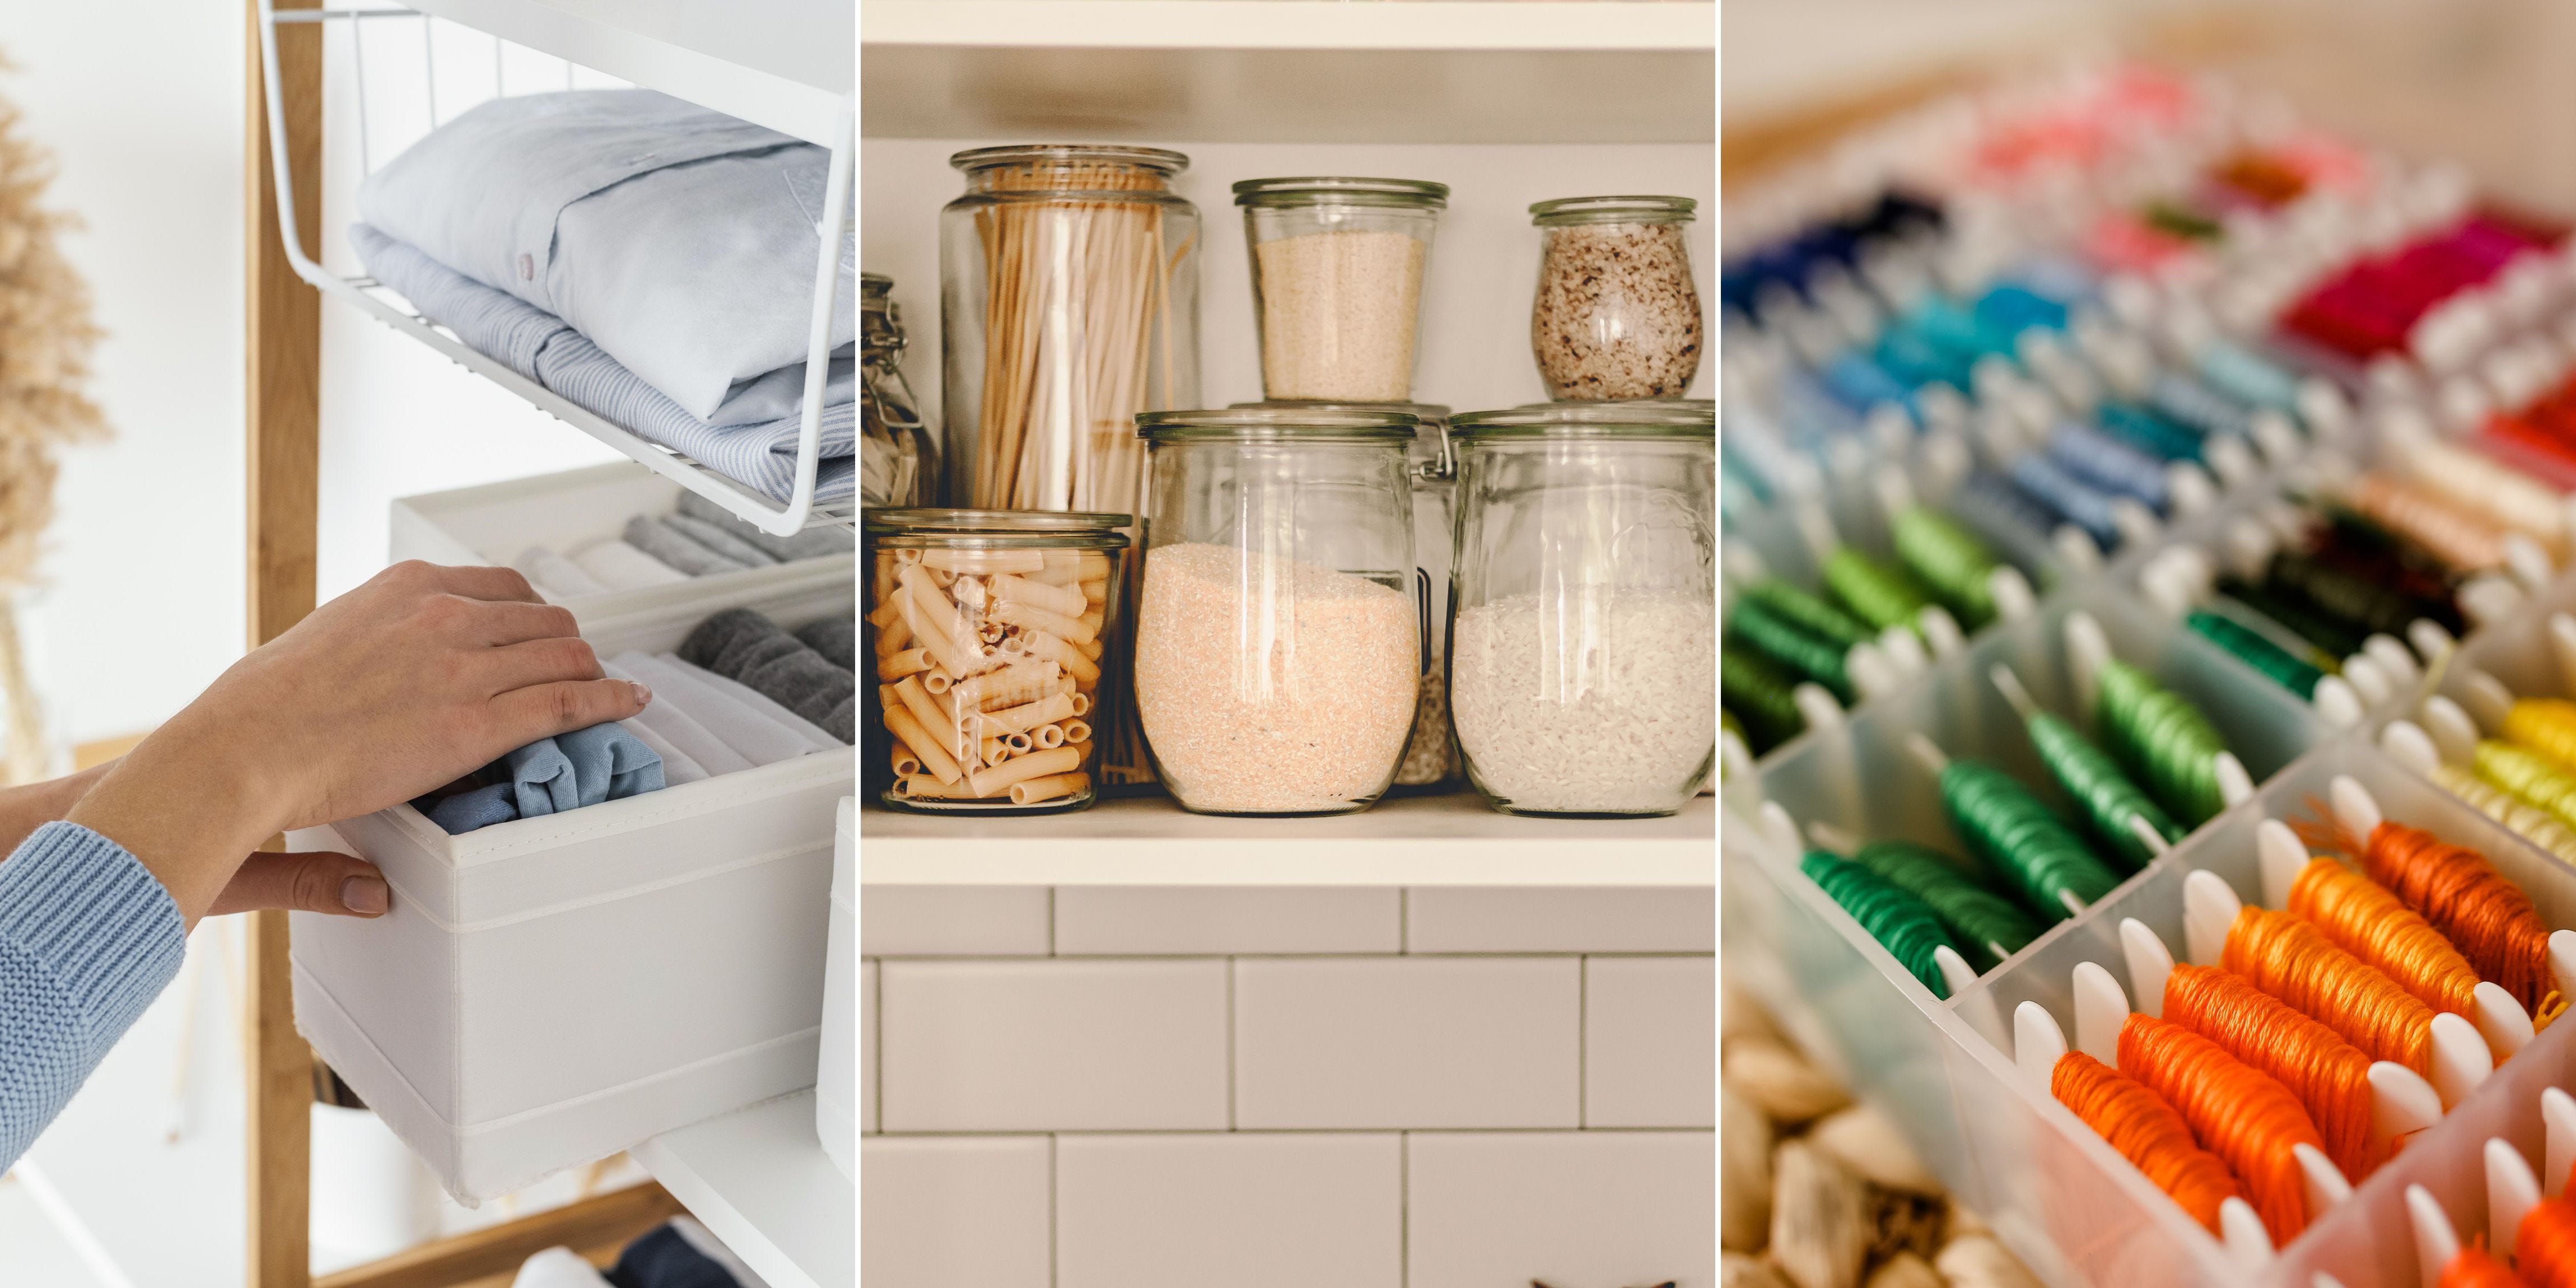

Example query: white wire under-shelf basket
[254,0,855,536]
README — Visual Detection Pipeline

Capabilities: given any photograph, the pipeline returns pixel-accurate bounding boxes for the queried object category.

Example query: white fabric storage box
[390,461,853,615]
[288,582,857,1200]
[816,796,856,1182]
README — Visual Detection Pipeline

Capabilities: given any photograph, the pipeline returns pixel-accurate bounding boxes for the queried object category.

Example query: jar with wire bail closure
[1234,177,1448,403]
[1529,195,1705,402]
[865,509,1130,814]
[860,273,935,507]
[1446,401,1715,815]
[1133,408,1422,815]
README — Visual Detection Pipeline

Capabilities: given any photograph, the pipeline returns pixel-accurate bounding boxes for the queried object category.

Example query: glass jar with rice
[1235,178,1448,404]
[864,509,1130,813]
[1133,408,1422,815]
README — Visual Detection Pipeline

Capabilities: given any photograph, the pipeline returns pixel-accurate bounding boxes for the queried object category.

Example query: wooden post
[245,0,322,1284]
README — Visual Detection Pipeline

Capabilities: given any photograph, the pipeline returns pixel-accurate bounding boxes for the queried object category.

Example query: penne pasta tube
[983,692,1077,736]
[950,657,1062,711]
[952,575,988,610]
[1056,676,1076,697]
[1032,549,1084,585]
[876,647,932,682]
[873,618,914,658]
[925,566,955,587]
[921,669,954,694]
[990,599,1098,646]
[896,584,980,679]
[1009,771,1090,806]
[884,707,964,785]
[1076,550,1111,580]
[893,677,965,757]
[1062,720,1091,744]
[893,548,923,565]
[1076,636,1104,661]
[877,683,900,711]
[899,563,969,630]
[991,573,1088,618]
[1033,723,1065,749]
[921,548,1047,574]
[1019,629,1100,683]
[1078,579,1107,603]
[866,598,906,629]
[980,736,1015,766]
[898,773,986,800]
[1068,692,1092,717]
[1076,608,1104,634]
[967,746,1081,798]
[892,746,922,777]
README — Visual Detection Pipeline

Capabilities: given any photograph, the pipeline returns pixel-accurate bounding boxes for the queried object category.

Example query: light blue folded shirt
[419,721,668,835]
[355,88,855,422]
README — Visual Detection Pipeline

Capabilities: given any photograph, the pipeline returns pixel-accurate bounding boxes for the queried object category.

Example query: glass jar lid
[864,507,1132,550]
[1137,407,1421,443]
[1233,176,1450,209]
[1449,403,1714,440]
[1529,195,1698,227]
[1228,399,1452,426]
[950,144,1189,180]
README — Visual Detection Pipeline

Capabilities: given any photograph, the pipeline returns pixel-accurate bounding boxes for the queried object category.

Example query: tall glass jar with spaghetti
[939,146,1201,514]
[860,272,935,507]
[1446,402,1716,816]
[864,509,1131,814]
[1133,408,1421,815]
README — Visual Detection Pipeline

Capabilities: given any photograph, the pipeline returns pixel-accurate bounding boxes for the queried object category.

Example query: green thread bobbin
[1822,547,1933,632]
[2187,609,2325,699]
[2095,658,2231,825]
[1850,839,2044,972]
[2024,710,2183,871]
[1739,579,1874,650]
[1728,596,1856,704]
[1722,646,1807,755]
[1800,851,1961,997]
[1892,507,2001,629]
[1939,758,2125,920]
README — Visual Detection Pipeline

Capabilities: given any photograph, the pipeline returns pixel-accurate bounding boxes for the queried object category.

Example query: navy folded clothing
[351,223,853,505]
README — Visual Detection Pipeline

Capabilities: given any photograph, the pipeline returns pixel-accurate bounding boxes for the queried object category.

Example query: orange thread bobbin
[2356,820,2553,1012]
[2052,1050,2243,1234]
[2439,1245,2526,1288]
[2117,1012,2325,1244]
[2222,904,2436,1074]
[2516,1183,2576,1288]
[2280,852,2482,1016]
[2160,962,2379,1180]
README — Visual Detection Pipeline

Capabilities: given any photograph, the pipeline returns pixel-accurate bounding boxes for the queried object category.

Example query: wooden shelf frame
[242,1,688,1281]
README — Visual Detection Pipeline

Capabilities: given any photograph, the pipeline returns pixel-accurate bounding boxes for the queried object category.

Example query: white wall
[861,139,1716,449]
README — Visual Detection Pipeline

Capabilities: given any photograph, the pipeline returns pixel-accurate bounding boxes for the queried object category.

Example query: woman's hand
[67,562,651,926]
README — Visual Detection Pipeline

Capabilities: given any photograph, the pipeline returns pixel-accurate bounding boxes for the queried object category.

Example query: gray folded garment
[794,617,856,671]
[624,515,748,577]
[662,512,781,568]
[679,608,855,744]
[676,490,855,563]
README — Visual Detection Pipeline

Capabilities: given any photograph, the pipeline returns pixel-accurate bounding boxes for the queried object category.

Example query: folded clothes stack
[414,608,854,834]
[509,489,855,601]
[353,90,856,505]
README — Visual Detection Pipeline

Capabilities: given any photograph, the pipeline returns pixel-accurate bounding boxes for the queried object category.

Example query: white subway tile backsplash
[860,885,1051,956]
[1053,885,1400,955]
[1408,1131,1716,1288]
[1585,955,1716,1128]
[1056,1133,1401,1288]
[860,958,878,1135]
[860,1136,1052,1288]
[879,959,1229,1131]
[1406,886,1715,953]
[1234,958,1578,1128]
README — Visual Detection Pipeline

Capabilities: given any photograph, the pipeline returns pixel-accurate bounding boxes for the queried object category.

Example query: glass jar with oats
[1528,195,1704,401]
[1235,178,1448,403]
[865,510,1130,814]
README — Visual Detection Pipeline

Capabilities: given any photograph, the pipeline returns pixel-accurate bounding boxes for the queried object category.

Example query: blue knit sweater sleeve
[0,822,186,1169]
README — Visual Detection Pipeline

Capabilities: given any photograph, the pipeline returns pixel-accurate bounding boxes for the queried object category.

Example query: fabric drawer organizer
[391,463,853,617]
[287,580,856,1200]
[1724,566,2576,1288]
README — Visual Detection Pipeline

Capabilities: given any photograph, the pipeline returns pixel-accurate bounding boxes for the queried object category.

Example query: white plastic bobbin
[2506,533,2556,594]
[2406,1184,2462,1288]
[2421,695,2484,765]
[2206,436,2261,488]
[1720,730,1757,787]
[2013,1000,2068,1093]
[1872,465,1917,526]
[1989,567,2038,623]
[2370,1061,2444,1158]
[2430,1011,2495,1109]
[2140,560,2198,620]
[2225,517,2280,581]
[2297,1143,2352,1218]
[2342,656,2394,707]
[1919,606,1966,659]
[2054,526,2104,576]
[2183,870,2242,968]
[2458,668,2518,732]
[2379,720,2443,776]
[1933,944,1981,1003]
[1879,626,1929,677]
[2551,612,2576,699]
[2410,619,2458,669]
[2221,1197,2276,1270]
[2168,463,2219,516]
[2214,754,2256,810]
[2490,1137,2544,1257]
[2299,377,2356,444]
[2546,1086,2576,1200]
[2065,612,2113,718]
[1791,497,1842,568]
[2364,635,2424,692]
[2551,929,2576,1012]
[1864,404,1912,456]
[2109,500,2162,549]
[2070,962,2128,1066]
[2257,819,2312,910]
[1847,643,1899,702]
[1721,540,1770,590]
[2461,576,2527,629]
[2314,676,2365,729]
[2251,409,2302,465]
[1755,800,1804,858]
[2120,918,2175,1020]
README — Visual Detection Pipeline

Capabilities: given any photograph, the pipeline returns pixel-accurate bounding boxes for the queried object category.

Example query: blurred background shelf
[633,1091,850,1288]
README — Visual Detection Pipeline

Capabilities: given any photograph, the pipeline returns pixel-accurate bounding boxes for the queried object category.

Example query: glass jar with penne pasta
[1133,408,1422,815]
[865,508,1131,813]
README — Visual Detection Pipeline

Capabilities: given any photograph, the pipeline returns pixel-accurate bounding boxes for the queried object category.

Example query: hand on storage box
[66,562,652,927]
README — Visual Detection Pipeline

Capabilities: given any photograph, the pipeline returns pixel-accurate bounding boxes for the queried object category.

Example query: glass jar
[860,273,936,507]
[939,146,1202,514]
[1229,399,1459,791]
[1234,177,1448,403]
[1446,403,1716,816]
[1133,408,1422,815]
[864,509,1131,814]
[1528,195,1706,402]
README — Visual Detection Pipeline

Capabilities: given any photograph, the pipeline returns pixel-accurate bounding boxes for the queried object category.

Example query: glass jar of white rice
[1446,402,1716,815]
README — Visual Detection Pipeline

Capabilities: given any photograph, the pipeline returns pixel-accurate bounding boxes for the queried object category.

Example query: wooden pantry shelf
[858,1,1715,144]
[632,1091,850,1288]
[862,791,1716,885]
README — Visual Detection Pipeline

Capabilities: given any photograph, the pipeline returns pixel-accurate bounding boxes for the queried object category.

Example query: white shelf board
[862,792,1716,885]
[633,1090,850,1288]
[408,0,851,144]
[859,1,1715,143]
